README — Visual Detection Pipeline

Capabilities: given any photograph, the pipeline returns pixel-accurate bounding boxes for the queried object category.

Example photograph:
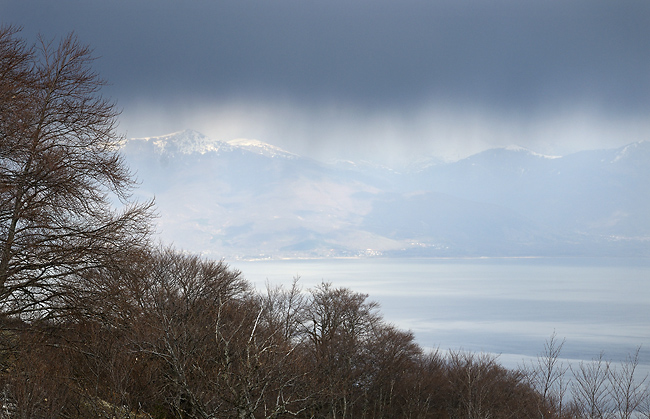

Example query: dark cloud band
[4,0,650,114]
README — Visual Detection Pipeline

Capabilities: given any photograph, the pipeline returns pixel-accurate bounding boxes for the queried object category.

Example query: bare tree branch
[0,27,155,318]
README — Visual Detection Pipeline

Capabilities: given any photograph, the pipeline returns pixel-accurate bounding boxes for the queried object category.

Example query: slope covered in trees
[1,28,648,418]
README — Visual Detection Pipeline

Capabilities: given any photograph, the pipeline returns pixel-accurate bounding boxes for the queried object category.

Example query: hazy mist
[4,0,650,166]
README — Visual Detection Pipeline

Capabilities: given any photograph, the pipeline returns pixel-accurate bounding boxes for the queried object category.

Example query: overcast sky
[3,0,650,165]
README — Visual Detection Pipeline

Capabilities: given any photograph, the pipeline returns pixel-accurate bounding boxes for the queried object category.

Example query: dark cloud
[4,0,649,111]
[3,0,650,163]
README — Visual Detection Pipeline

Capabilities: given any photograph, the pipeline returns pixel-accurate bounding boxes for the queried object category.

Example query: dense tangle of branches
[1,27,648,419]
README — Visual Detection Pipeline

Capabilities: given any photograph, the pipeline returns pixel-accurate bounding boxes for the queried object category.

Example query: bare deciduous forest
[1,27,648,419]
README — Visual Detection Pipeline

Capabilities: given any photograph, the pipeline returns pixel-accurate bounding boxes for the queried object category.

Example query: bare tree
[640,384,650,419]
[571,352,612,419]
[122,249,318,419]
[440,348,546,419]
[127,247,249,418]
[0,26,33,148]
[0,321,76,419]
[213,293,312,419]
[398,350,448,419]
[259,277,306,343]
[0,28,154,318]
[360,324,422,418]
[609,347,648,419]
[300,282,381,418]
[523,332,570,418]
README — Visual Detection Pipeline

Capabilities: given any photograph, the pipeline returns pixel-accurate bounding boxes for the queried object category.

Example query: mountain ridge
[121,130,650,259]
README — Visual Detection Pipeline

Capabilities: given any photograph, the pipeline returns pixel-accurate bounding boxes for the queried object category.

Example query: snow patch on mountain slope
[503,145,561,159]
[130,129,233,155]
[612,140,650,163]
[227,138,298,159]
[126,130,301,160]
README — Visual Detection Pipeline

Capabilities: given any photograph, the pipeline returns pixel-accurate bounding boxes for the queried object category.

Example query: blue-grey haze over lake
[231,258,650,370]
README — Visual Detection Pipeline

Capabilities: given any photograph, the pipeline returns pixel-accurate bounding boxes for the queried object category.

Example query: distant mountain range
[121,130,650,259]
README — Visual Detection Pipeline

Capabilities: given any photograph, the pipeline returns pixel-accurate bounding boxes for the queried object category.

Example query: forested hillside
[2,28,649,419]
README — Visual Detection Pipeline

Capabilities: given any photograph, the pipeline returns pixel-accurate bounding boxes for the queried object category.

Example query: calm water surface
[229,258,650,369]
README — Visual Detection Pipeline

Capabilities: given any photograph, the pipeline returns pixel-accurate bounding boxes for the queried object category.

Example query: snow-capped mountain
[125,129,302,159]
[227,138,298,159]
[500,145,561,159]
[127,130,233,155]
[120,130,650,259]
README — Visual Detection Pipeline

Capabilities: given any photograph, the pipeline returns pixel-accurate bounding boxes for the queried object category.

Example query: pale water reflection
[230,258,650,370]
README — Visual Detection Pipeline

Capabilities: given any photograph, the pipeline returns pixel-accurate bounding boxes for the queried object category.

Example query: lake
[229,257,650,371]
